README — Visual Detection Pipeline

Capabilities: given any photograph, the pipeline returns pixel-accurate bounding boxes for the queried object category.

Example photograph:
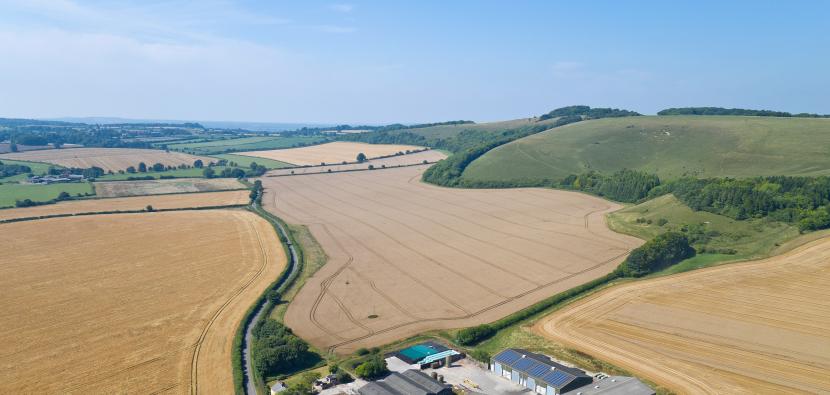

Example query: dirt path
[534,237,830,394]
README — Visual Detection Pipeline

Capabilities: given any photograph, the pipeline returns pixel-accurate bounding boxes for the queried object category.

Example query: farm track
[262,165,642,353]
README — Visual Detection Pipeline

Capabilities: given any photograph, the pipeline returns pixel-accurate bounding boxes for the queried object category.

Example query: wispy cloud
[329,3,354,13]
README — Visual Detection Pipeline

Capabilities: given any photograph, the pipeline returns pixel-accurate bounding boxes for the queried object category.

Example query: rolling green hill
[462,115,830,183]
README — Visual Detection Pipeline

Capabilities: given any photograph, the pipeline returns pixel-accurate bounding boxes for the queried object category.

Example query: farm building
[562,376,654,395]
[358,369,452,395]
[393,342,462,369]
[491,349,592,395]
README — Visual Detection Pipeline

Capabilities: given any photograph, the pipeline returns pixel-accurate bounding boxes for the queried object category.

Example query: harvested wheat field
[265,149,447,176]
[0,147,214,172]
[0,210,284,393]
[0,190,249,221]
[534,238,830,394]
[238,141,426,166]
[259,165,641,353]
[94,177,244,197]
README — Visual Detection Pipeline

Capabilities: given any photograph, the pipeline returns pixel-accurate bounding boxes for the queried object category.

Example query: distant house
[491,349,592,395]
[358,369,452,395]
[269,381,286,394]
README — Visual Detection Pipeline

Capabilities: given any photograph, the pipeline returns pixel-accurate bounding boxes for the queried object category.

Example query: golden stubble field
[534,238,830,394]
[0,190,249,221]
[0,147,214,172]
[94,177,244,197]
[238,141,426,166]
[259,165,642,353]
[0,210,284,393]
[265,149,447,177]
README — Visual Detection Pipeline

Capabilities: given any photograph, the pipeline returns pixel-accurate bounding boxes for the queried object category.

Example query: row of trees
[657,107,830,118]
[0,160,32,178]
[615,232,696,277]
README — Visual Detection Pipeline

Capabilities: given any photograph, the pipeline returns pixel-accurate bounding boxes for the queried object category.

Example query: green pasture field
[0,182,94,208]
[210,154,292,169]
[166,136,328,155]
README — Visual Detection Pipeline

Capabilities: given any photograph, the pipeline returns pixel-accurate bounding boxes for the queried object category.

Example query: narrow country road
[242,202,299,395]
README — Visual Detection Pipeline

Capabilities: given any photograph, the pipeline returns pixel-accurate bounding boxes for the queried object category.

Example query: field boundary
[0,204,248,224]
[265,160,441,178]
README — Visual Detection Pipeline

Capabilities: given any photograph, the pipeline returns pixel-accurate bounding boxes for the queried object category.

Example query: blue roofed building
[491,349,592,395]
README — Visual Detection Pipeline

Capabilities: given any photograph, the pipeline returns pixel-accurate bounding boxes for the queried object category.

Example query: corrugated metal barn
[491,349,592,395]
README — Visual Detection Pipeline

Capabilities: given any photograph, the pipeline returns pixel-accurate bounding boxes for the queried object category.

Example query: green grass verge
[463,115,830,183]
[211,154,293,169]
[0,182,94,207]
[269,224,327,322]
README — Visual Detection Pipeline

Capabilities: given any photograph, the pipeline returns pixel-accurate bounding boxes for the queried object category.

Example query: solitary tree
[126,166,136,173]
[152,163,165,172]
[145,205,154,212]
[203,167,215,178]
[138,162,147,172]
[356,152,367,162]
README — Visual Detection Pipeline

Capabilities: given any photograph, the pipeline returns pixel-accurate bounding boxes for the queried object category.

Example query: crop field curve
[259,165,642,353]
[534,237,830,394]
[0,210,284,394]
[238,141,427,166]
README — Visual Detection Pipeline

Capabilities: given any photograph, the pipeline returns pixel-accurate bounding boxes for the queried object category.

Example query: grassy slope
[0,182,94,207]
[463,115,830,182]
[210,154,292,169]
[269,224,328,322]
[607,194,799,272]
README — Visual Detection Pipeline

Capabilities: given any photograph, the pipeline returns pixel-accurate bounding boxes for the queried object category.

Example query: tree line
[455,231,695,345]
[0,160,32,178]
[657,107,830,118]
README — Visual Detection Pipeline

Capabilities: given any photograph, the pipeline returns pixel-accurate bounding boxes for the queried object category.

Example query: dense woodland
[252,319,319,379]
[657,107,830,118]
[661,176,830,231]
[537,105,641,121]
[615,232,696,277]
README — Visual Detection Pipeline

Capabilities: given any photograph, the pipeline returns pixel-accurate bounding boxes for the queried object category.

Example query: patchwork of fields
[0,148,214,172]
[239,141,426,166]
[0,190,249,221]
[94,177,244,197]
[0,210,284,393]
[534,237,830,394]
[265,149,447,176]
[260,165,642,353]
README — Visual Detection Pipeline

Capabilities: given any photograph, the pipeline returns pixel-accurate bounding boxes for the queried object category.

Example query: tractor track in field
[192,213,270,395]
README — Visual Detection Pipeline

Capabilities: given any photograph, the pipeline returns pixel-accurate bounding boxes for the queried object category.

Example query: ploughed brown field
[534,238,830,394]
[0,147,214,172]
[238,141,426,166]
[94,177,245,197]
[259,165,641,353]
[0,190,249,221]
[265,149,447,177]
[0,210,284,393]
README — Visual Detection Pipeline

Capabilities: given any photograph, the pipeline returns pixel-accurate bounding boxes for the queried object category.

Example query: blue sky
[0,1,827,123]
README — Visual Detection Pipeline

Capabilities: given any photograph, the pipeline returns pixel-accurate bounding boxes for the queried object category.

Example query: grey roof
[493,349,590,389]
[358,370,451,395]
[562,376,654,395]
